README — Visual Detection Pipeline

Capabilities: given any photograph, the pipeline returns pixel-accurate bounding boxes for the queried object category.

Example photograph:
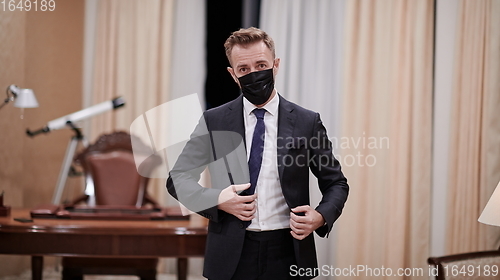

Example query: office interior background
[0,0,499,279]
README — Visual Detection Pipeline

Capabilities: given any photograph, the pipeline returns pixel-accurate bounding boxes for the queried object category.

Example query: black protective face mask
[238,68,274,106]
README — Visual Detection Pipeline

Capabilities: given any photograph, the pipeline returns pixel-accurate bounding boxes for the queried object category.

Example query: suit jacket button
[239,223,244,228]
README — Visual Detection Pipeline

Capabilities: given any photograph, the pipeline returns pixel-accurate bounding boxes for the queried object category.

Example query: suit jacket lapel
[223,95,249,183]
[277,95,296,183]
[225,95,246,146]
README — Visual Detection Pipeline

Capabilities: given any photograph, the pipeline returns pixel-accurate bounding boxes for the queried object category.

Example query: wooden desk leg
[31,256,43,280]
[177,257,188,280]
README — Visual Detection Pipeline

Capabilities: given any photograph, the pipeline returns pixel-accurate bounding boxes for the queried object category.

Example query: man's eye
[258,64,266,69]
[239,68,247,73]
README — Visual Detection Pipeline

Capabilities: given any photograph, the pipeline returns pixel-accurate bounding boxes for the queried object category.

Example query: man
[167,27,348,280]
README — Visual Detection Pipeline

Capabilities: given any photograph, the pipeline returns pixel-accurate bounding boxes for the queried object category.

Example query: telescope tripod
[51,122,89,205]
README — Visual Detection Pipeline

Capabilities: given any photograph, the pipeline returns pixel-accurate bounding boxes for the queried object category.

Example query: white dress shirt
[243,93,290,231]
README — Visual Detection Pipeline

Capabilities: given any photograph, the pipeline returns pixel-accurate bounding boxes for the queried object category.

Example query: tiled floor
[0,267,206,280]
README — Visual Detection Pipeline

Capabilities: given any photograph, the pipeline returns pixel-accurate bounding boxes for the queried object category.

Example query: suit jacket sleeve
[166,113,223,222]
[309,113,349,237]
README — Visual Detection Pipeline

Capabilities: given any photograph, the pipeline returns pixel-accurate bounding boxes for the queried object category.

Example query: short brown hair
[224,27,275,65]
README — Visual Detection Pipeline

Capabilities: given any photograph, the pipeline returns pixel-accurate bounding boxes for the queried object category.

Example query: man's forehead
[230,41,273,65]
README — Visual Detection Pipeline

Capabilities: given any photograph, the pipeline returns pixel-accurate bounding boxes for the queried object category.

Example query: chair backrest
[75,131,160,207]
[428,250,500,280]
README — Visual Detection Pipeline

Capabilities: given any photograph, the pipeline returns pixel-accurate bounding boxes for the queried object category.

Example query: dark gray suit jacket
[166,94,348,280]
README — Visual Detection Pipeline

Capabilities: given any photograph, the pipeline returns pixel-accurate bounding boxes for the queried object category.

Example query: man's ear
[273,58,281,76]
[227,67,241,87]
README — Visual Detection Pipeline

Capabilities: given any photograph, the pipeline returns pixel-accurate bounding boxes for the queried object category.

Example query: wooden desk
[0,209,207,280]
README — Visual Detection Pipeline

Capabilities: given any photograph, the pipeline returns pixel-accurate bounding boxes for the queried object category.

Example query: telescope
[24,97,126,204]
[26,97,125,137]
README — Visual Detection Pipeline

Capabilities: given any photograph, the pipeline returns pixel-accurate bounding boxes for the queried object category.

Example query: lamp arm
[0,85,17,110]
[0,100,9,110]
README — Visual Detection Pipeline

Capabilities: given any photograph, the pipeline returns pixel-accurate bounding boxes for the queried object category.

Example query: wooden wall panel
[0,0,84,276]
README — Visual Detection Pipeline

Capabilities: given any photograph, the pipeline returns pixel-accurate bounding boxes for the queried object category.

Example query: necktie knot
[253,108,266,120]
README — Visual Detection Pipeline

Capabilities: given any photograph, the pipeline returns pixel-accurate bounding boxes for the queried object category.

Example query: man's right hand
[218,183,256,221]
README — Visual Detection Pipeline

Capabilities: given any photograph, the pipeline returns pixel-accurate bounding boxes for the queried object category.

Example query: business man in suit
[167,27,348,280]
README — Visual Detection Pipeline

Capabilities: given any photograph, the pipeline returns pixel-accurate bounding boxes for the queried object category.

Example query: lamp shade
[478,180,500,226]
[14,88,39,108]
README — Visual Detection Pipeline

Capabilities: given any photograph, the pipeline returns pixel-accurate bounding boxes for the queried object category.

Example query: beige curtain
[91,0,174,134]
[90,0,175,200]
[336,1,434,279]
[446,0,500,254]
[89,1,207,275]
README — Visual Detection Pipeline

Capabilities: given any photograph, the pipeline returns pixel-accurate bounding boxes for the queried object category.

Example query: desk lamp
[0,85,39,216]
[0,85,39,110]
[478,180,500,227]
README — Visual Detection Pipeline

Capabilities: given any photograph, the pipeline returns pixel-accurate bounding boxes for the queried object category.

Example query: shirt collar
[243,92,279,117]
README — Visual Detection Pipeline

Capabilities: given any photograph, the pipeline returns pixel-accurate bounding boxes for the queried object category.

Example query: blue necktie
[247,108,266,195]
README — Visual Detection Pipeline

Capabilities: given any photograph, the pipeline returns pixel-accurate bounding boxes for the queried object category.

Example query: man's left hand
[289,205,325,240]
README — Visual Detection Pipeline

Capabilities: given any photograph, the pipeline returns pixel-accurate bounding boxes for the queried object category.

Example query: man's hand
[290,205,325,240]
[218,183,257,221]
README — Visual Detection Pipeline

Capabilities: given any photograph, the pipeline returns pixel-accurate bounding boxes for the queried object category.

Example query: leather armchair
[62,131,161,280]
